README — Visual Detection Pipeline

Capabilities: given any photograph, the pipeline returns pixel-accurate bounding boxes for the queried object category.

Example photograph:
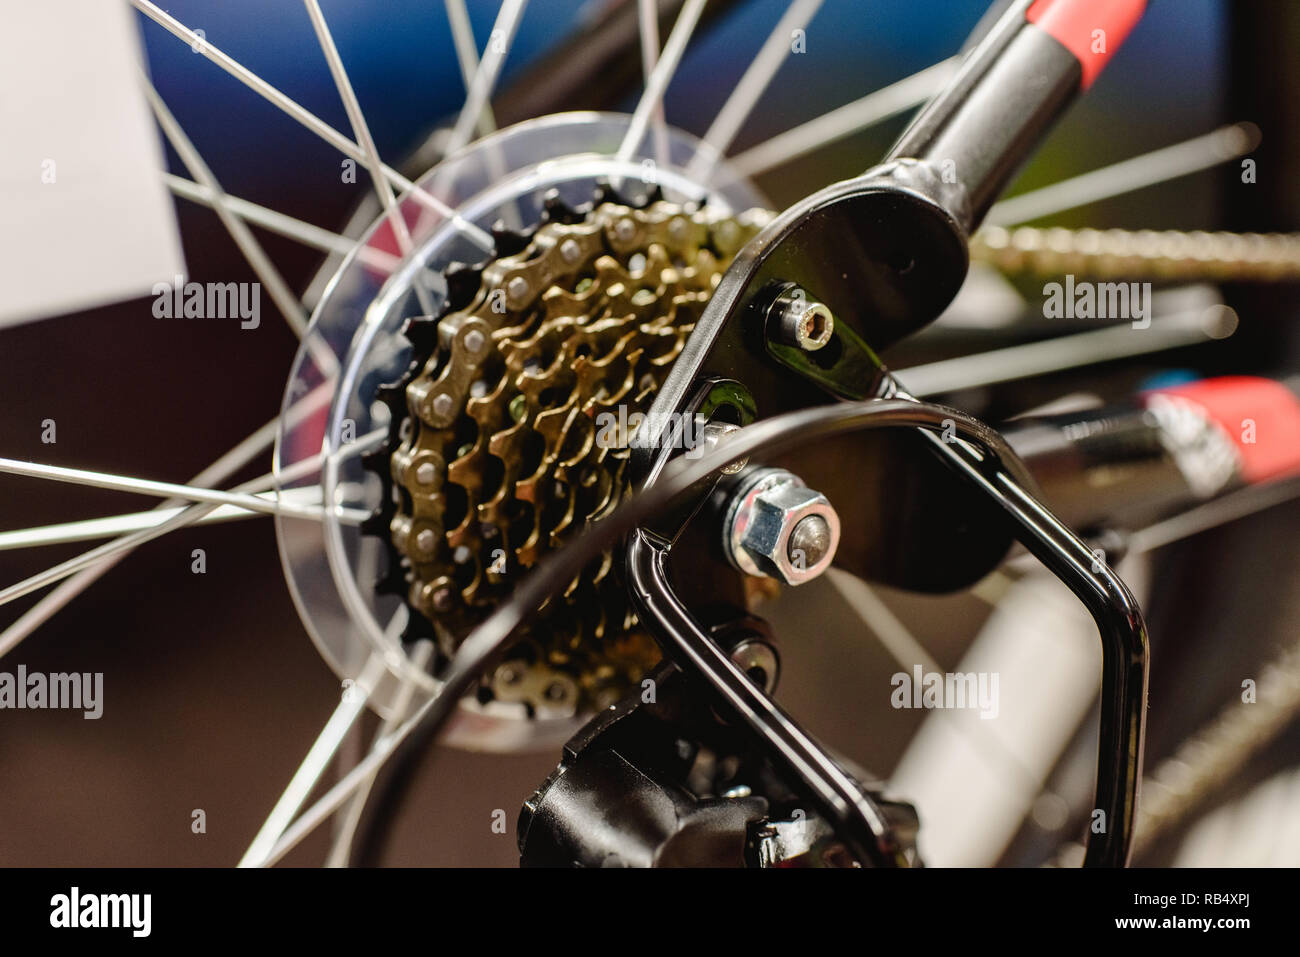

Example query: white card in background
[0,0,186,326]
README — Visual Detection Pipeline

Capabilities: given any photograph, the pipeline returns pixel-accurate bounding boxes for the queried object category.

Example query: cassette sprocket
[367,187,770,716]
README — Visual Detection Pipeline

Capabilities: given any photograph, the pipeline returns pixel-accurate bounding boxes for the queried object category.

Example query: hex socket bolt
[769,286,834,352]
[721,467,841,585]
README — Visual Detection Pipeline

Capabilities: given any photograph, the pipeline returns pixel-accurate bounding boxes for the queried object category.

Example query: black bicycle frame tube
[890,0,1147,233]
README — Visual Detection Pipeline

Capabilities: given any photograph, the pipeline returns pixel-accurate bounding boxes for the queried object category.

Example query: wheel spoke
[824,568,941,675]
[443,0,529,159]
[896,304,1236,397]
[686,0,825,182]
[1128,475,1300,555]
[324,639,436,867]
[0,415,278,655]
[0,457,324,520]
[0,421,382,624]
[164,174,400,273]
[825,567,1039,787]
[985,123,1260,227]
[725,57,958,178]
[617,0,709,164]
[303,0,435,314]
[143,80,311,339]
[436,0,519,231]
[130,0,493,250]
[0,382,347,654]
[0,382,344,655]
[636,0,670,168]
[1005,474,1300,576]
[0,432,382,552]
[0,490,261,612]
[254,673,445,867]
[444,0,497,138]
[238,654,388,868]
[0,487,335,552]
[304,0,413,256]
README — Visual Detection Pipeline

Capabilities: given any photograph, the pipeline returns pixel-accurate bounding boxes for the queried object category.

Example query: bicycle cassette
[365,188,771,717]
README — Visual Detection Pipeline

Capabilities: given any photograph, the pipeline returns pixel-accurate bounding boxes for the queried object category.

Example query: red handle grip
[1027,0,1148,88]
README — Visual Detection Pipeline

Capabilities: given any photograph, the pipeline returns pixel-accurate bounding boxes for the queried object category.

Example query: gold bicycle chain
[379,194,770,714]
[973,225,1300,281]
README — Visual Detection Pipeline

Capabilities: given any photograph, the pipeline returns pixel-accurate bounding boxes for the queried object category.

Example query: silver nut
[723,468,840,585]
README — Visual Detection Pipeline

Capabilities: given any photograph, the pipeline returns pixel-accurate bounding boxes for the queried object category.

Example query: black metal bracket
[620,0,1149,866]
[627,398,1148,867]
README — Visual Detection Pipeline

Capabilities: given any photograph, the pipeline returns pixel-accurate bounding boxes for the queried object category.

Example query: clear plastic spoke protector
[275,113,767,750]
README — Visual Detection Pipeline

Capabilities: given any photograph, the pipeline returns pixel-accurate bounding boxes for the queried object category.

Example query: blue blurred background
[140,0,1227,234]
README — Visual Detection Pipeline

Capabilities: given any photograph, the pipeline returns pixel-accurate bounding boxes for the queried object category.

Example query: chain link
[973,225,1300,281]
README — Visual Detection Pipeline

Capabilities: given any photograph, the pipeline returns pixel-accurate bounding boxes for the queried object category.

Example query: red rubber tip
[1145,376,1300,485]
[1027,0,1148,89]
